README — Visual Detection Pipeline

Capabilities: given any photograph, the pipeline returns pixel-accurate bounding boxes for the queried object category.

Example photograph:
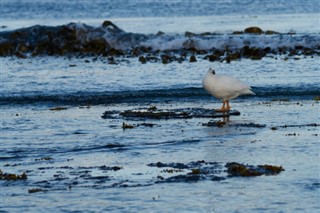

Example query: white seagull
[202,67,255,111]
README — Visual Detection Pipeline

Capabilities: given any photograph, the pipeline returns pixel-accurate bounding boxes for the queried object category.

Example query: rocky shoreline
[1,21,319,62]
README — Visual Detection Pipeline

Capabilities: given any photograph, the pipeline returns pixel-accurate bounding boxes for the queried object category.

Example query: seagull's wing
[216,75,254,98]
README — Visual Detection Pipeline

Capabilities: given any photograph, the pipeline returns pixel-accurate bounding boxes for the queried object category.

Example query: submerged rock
[49,106,68,111]
[158,174,201,183]
[28,188,48,193]
[149,161,283,184]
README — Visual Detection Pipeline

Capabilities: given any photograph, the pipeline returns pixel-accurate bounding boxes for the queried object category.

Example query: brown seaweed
[226,162,284,177]
[0,170,27,181]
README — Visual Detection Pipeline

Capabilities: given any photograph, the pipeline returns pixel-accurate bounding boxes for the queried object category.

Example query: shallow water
[1,98,319,212]
[1,57,319,105]
[1,0,320,212]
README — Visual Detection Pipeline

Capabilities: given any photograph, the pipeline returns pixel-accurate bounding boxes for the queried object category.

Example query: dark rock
[99,165,123,171]
[211,176,226,181]
[146,55,160,62]
[185,31,196,37]
[120,110,187,119]
[189,55,197,62]
[147,162,189,169]
[202,121,226,127]
[34,157,53,161]
[122,122,135,129]
[159,174,201,183]
[102,107,241,120]
[138,123,158,127]
[17,43,30,53]
[161,54,174,64]
[0,40,15,56]
[28,188,48,193]
[199,32,214,36]
[49,107,68,111]
[139,56,147,64]
[102,20,123,34]
[273,123,319,129]
[204,52,221,62]
[149,162,167,168]
[232,31,244,35]
[148,161,214,170]
[105,144,125,149]
[108,48,125,56]
[232,123,266,128]
[263,47,272,53]
[241,46,265,60]
[244,26,264,34]
[83,38,108,55]
[221,51,241,63]
[156,31,165,36]
[14,51,27,59]
[265,30,280,35]
[140,46,152,53]
[108,56,118,64]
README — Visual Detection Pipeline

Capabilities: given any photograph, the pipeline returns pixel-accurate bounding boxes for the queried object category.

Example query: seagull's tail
[245,89,256,95]
[247,90,256,95]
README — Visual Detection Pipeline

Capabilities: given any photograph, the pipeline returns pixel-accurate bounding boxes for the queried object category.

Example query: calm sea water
[1,1,320,212]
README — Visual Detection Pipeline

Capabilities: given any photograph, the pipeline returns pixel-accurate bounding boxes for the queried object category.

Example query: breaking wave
[1,85,319,105]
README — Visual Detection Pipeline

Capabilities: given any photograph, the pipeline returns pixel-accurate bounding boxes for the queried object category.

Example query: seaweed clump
[0,170,27,180]
[226,162,284,177]
[257,165,285,175]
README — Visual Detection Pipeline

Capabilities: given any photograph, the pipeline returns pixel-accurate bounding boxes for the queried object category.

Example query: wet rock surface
[101,107,241,120]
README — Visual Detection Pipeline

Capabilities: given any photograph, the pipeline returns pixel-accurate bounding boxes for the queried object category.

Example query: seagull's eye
[212,70,215,75]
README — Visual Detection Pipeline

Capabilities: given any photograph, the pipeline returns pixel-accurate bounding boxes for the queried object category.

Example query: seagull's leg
[216,101,226,112]
[225,100,231,111]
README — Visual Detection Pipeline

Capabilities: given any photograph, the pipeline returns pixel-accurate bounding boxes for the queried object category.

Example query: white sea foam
[105,32,320,51]
[83,19,319,51]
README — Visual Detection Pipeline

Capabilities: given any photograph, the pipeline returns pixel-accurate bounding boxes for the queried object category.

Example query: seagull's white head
[208,67,215,75]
